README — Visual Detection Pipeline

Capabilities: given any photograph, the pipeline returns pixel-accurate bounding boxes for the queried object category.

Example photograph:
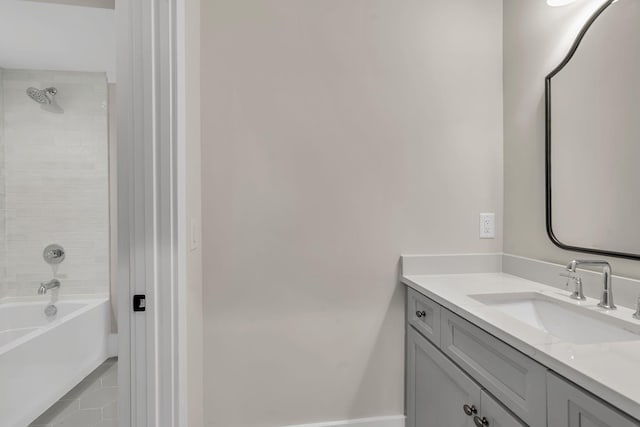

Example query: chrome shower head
[26,87,58,105]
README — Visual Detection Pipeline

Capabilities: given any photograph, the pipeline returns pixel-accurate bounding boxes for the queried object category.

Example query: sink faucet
[559,270,586,301]
[566,260,616,310]
[38,279,60,295]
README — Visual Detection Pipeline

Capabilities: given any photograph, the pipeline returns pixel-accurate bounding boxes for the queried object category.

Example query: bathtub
[0,297,111,427]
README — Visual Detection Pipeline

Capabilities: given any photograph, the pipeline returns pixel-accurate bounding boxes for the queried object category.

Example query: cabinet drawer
[547,372,638,426]
[407,288,441,346]
[441,308,547,427]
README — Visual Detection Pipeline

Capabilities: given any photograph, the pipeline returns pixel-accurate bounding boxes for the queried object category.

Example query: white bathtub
[0,297,111,427]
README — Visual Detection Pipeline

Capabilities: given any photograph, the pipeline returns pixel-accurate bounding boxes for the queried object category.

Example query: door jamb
[116,0,187,425]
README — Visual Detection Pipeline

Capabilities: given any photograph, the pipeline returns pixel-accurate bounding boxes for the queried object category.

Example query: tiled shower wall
[0,69,109,298]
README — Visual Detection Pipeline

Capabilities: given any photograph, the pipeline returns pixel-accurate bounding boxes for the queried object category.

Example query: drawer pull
[416,310,426,318]
[474,416,489,427]
[463,404,478,416]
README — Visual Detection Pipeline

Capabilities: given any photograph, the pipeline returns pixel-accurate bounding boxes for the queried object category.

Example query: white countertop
[402,272,640,421]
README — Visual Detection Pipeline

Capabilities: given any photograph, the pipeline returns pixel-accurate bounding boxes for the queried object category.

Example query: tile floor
[29,358,118,427]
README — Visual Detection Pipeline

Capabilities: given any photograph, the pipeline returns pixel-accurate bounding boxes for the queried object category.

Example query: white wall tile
[0,69,109,298]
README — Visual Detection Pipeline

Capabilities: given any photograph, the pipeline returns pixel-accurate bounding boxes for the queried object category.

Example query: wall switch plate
[480,213,495,239]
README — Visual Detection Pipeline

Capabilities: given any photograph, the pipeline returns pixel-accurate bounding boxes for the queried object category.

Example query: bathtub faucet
[38,279,61,295]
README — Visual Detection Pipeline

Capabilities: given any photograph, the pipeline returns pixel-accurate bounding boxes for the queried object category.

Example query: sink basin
[470,292,640,345]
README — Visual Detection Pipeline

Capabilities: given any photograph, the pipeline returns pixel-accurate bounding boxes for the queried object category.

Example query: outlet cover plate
[480,213,495,239]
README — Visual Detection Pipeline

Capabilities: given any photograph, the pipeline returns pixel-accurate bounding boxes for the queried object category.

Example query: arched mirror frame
[544,0,640,260]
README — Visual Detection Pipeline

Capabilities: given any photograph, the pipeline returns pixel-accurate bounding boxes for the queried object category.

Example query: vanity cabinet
[547,372,638,427]
[407,326,524,427]
[407,327,480,427]
[481,390,527,427]
[406,288,640,427]
[407,288,441,345]
[440,309,547,426]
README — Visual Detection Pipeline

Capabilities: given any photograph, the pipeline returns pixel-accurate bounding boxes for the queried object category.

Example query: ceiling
[0,0,116,81]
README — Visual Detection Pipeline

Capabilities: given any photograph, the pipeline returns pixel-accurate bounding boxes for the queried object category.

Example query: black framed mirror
[546,0,640,260]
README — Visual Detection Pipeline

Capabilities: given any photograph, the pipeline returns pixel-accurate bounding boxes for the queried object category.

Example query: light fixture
[547,0,577,6]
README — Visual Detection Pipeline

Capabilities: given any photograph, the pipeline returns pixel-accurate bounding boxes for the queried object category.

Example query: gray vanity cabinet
[481,390,526,427]
[440,309,547,426]
[406,327,480,427]
[406,287,640,427]
[547,372,638,427]
[407,288,441,345]
[407,326,525,427]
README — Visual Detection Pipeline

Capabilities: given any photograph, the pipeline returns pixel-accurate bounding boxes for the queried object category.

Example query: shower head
[26,87,58,105]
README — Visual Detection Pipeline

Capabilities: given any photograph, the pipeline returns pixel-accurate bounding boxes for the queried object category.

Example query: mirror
[546,0,640,260]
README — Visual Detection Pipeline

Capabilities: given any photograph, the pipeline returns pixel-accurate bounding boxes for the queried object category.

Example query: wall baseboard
[282,415,405,427]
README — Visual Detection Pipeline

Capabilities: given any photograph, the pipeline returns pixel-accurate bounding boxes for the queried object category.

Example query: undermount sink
[470,292,640,345]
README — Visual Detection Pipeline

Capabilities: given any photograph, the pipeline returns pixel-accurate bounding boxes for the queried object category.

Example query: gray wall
[503,0,640,282]
[201,1,503,426]
[185,0,204,425]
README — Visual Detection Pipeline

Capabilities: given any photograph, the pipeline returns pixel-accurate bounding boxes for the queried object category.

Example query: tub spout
[38,279,61,295]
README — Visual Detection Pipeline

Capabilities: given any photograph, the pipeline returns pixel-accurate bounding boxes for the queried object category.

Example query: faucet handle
[569,276,586,301]
[559,272,586,300]
[559,271,579,285]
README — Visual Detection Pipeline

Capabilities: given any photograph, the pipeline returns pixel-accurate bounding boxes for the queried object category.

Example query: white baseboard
[282,415,405,427]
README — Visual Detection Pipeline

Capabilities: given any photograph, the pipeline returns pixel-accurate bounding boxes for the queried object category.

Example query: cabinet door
[480,390,526,427]
[547,372,639,427]
[407,326,481,427]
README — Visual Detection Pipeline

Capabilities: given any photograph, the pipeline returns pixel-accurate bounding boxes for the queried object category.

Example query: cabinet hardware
[463,404,478,416]
[474,416,489,426]
[416,310,426,318]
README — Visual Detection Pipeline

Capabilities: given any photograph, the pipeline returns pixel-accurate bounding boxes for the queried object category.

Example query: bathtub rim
[0,295,109,356]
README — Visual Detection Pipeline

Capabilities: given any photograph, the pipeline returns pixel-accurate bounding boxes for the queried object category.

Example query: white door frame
[116,0,187,426]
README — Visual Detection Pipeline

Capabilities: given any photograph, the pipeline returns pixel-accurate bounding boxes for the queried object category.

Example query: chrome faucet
[38,279,61,295]
[566,260,616,310]
[559,270,586,301]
